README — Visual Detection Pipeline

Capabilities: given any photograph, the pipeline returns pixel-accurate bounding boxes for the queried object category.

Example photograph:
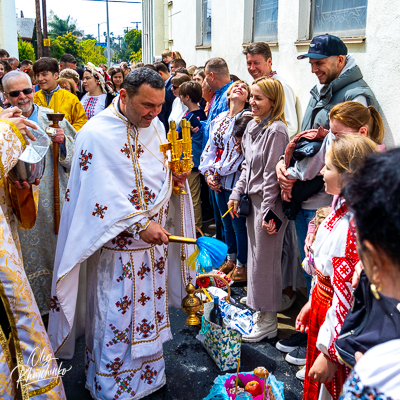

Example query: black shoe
[276,331,307,352]
[285,343,307,366]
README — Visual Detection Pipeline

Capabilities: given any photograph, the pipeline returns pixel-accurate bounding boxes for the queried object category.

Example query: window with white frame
[202,0,212,45]
[253,0,278,42]
[311,0,368,37]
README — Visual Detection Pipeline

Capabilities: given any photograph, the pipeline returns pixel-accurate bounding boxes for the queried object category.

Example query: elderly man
[3,71,76,316]
[8,57,19,70]
[48,67,195,399]
[120,61,131,77]
[0,107,66,399]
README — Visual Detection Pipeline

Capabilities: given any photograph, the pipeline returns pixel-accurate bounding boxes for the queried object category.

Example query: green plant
[79,40,106,65]
[18,37,36,62]
[130,48,142,63]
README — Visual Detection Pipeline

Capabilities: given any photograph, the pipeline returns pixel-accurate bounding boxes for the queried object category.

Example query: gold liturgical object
[160,120,194,195]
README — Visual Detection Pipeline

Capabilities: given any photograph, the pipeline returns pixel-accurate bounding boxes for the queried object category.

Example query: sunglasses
[172,85,179,90]
[6,88,33,97]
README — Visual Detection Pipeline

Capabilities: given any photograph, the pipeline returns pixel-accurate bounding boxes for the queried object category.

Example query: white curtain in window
[312,0,368,37]
[202,0,212,45]
[253,0,278,42]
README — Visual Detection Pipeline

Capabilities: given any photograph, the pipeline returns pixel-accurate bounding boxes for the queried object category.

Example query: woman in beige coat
[228,77,289,342]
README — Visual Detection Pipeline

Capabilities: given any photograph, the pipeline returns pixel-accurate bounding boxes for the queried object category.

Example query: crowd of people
[0,32,398,400]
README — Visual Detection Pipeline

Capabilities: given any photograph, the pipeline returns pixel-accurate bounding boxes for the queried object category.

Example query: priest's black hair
[122,67,164,97]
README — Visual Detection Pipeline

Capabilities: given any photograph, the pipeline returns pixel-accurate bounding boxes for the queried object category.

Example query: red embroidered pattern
[138,292,150,306]
[137,262,150,280]
[49,296,60,312]
[154,286,165,299]
[116,258,133,282]
[106,357,124,374]
[323,202,347,232]
[115,295,132,314]
[330,227,359,362]
[92,203,108,219]
[94,376,102,392]
[106,323,131,347]
[156,311,164,324]
[154,257,166,275]
[113,373,135,400]
[83,96,99,120]
[136,318,154,338]
[80,150,92,171]
[140,365,158,385]
[65,189,70,202]
[112,236,132,250]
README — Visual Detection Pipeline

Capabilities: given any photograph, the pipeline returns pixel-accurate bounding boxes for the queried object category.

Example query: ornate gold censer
[160,119,194,195]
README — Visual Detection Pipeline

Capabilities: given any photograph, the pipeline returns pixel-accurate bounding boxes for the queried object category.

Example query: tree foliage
[130,48,142,63]
[57,32,81,61]
[18,37,36,62]
[125,30,141,53]
[79,40,106,65]
[48,11,82,38]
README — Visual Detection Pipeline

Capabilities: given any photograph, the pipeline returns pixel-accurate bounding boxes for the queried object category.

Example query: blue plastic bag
[203,371,285,400]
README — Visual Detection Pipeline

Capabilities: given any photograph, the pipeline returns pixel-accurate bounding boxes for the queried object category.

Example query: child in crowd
[296,134,378,400]
[162,50,182,72]
[177,81,207,233]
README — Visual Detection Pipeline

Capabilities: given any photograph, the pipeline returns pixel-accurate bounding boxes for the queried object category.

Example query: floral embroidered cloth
[48,97,196,399]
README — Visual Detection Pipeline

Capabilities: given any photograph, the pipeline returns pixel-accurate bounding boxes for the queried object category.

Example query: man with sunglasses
[33,57,87,131]
[3,70,76,318]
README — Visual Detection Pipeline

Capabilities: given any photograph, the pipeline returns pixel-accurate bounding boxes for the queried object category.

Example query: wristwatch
[46,127,57,138]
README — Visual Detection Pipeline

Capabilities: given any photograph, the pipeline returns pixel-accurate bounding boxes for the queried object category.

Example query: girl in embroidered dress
[297,134,378,400]
[199,80,251,280]
[80,62,115,120]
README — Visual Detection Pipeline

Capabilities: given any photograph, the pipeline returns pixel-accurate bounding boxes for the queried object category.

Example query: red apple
[244,380,262,397]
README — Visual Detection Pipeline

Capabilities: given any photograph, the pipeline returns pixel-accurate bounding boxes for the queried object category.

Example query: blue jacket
[201,80,232,147]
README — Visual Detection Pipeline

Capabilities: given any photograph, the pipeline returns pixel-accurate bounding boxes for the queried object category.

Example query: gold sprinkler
[160,120,194,195]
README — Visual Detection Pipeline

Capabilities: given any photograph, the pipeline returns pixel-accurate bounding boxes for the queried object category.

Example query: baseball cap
[297,34,348,60]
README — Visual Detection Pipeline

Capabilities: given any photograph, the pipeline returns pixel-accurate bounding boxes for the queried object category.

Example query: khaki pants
[188,171,202,231]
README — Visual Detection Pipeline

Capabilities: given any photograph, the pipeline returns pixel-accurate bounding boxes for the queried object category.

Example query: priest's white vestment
[48,99,196,400]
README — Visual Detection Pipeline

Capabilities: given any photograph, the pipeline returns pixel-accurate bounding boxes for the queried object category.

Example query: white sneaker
[240,296,247,305]
[296,366,305,381]
[278,294,297,313]
[242,312,277,342]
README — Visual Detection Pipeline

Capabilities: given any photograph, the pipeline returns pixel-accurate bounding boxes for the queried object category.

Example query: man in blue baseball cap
[274,33,379,370]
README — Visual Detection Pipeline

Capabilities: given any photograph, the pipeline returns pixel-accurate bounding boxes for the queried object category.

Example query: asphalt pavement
[61,286,305,400]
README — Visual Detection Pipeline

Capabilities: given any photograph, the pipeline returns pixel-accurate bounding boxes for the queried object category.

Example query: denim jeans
[295,208,317,297]
[215,189,248,265]
[210,188,224,241]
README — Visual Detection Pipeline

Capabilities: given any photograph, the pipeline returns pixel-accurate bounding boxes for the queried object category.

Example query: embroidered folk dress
[199,110,250,191]
[80,93,107,120]
[0,120,66,399]
[17,105,75,316]
[48,98,196,400]
[303,201,359,400]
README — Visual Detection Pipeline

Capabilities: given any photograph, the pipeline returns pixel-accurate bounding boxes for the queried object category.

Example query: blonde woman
[228,77,289,342]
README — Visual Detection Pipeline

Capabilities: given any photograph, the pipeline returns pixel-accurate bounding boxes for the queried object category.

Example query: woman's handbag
[238,159,253,217]
[335,271,400,368]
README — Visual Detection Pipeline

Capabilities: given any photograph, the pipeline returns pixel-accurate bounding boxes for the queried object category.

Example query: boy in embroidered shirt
[178,81,206,233]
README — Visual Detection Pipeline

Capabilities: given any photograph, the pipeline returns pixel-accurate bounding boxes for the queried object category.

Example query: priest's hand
[7,177,41,190]
[173,171,190,188]
[139,222,171,245]
[51,129,65,144]
[309,353,338,383]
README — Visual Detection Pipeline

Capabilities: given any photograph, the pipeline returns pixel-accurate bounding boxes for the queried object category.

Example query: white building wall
[0,0,18,58]
[144,0,400,147]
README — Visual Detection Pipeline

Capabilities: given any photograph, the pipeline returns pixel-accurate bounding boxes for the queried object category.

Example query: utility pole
[42,0,49,57]
[35,0,43,58]
[106,0,111,68]
[131,21,141,31]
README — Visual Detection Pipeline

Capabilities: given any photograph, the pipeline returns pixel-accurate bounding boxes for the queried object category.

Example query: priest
[48,68,196,399]
[3,70,76,316]
[0,107,66,399]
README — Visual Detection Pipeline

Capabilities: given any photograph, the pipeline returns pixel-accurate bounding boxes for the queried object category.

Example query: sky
[14,0,142,40]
